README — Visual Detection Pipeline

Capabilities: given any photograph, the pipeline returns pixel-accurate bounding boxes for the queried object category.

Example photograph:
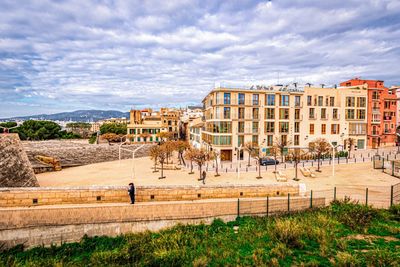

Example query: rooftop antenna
[306,83,312,87]
[320,83,325,88]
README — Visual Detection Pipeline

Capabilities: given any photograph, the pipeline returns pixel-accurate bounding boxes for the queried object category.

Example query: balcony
[371,120,381,124]
[372,108,380,114]
[384,116,392,121]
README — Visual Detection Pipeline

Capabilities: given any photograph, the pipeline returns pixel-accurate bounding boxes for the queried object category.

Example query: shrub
[335,251,360,267]
[330,198,378,231]
[270,242,292,259]
[270,219,305,248]
[389,204,400,220]
[364,248,400,266]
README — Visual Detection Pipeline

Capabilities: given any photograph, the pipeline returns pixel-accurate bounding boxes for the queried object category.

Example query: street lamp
[328,142,343,177]
[235,145,243,180]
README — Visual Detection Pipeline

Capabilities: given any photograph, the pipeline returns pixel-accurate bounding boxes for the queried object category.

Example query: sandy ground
[37,156,400,189]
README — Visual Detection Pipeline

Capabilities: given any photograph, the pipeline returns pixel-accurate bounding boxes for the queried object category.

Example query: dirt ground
[37,156,400,191]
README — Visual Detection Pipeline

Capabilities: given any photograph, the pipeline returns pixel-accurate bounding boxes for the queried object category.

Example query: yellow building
[202,85,303,162]
[302,85,368,149]
[127,108,180,143]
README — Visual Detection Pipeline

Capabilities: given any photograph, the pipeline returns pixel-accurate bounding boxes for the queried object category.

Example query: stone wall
[22,140,152,172]
[0,134,39,187]
[0,196,325,249]
[0,184,299,207]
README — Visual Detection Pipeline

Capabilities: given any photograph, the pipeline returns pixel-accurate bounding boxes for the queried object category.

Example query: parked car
[259,158,279,166]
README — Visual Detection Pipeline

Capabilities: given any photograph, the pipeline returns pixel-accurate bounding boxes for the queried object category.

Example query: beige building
[127,108,180,143]
[202,85,303,162]
[188,117,204,149]
[302,85,368,149]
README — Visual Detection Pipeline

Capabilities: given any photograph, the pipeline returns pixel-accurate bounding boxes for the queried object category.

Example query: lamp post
[235,145,243,180]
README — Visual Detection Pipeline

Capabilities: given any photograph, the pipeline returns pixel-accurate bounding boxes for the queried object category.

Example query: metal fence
[235,183,400,218]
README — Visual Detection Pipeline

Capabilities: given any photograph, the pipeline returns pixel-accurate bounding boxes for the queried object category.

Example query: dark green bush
[389,204,400,220]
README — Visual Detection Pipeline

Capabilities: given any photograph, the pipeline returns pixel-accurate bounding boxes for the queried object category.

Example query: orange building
[340,78,397,148]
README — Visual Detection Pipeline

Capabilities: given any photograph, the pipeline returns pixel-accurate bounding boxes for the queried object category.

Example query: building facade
[202,85,303,162]
[340,78,397,148]
[127,108,180,143]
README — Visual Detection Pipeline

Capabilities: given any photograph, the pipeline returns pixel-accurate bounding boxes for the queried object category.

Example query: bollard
[355,158,357,163]
[310,190,313,208]
[392,161,395,176]
[329,159,331,165]
[363,157,365,162]
[387,155,389,161]
[338,157,340,164]
[365,188,368,206]
[334,187,337,201]
[237,198,240,218]
[266,165,267,171]
[303,162,305,167]
[390,185,394,207]
[346,158,348,164]
[312,161,314,167]
[246,167,248,172]
[267,196,269,217]
[368,152,370,157]
[287,193,290,213]
[226,168,228,173]
[285,163,286,169]
[231,164,232,169]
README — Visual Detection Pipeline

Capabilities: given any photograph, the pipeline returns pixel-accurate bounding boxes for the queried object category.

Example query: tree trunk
[274,155,277,173]
[160,162,164,179]
[215,158,219,176]
[190,160,194,174]
[181,153,186,165]
[199,165,202,180]
[257,159,261,178]
[153,159,158,172]
[248,153,251,166]
[295,161,298,180]
[317,154,321,171]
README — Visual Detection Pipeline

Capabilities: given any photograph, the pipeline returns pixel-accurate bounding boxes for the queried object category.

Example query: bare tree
[287,148,307,180]
[209,150,221,177]
[157,132,172,143]
[269,144,280,173]
[191,148,210,181]
[244,142,258,167]
[345,138,356,158]
[163,140,176,164]
[308,138,331,172]
[100,133,119,145]
[184,148,195,174]
[175,140,189,165]
[149,145,160,172]
[274,137,292,163]
[158,145,167,179]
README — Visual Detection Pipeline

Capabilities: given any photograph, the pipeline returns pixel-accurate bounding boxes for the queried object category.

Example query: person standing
[128,183,135,204]
[202,171,206,185]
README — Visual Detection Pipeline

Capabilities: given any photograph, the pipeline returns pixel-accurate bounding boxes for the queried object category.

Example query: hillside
[1,110,130,122]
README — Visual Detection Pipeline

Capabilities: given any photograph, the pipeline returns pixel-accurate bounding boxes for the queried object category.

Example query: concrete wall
[0,196,324,249]
[0,184,299,207]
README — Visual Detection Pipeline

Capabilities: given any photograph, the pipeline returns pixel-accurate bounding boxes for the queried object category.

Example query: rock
[0,134,39,187]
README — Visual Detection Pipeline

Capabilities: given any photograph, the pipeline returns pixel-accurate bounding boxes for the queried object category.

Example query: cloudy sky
[1,0,400,117]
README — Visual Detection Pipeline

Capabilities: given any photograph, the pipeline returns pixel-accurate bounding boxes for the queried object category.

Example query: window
[294,135,299,146]
[281,135,287,145]
[207,122,232,133]
[238,122,244,133]
[252,122,258,133]
[384,101,391,109]
[238,93,245,105]
[372,91,379,100]
[357,110,365,120]
[265,122,275,133]
[346,97,355,107]
[265,108,275,119]
[307,96,312,106]
[267,135,273,146]
[333,109,338,119]
[253,94,259,105]
[279,108,289,119]
[252,135,258,145]
[238,135,244,146]
[216,92,220,104]
[325,97,329,107]
[266,94,275,106]
[252,108,259,119]
[280,95,289,106]
[321,124,326,134]
[295,109,300,120]
[224,93,231,104]
[357,97,366,107]
[279,122,289,133]
[294,122,300,133]
[345,109,355,119]
[295,96,301,107]
[331,124,340,134]
[223,107,231,119]
[318,96,323,106]
[321,108,326,119]
[238,108,245,119]
[309,124,314,134]
[330,97,335,106]
[309,108,315,119]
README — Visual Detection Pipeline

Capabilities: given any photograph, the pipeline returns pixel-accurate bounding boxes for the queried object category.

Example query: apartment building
[180,106,203,142]
[302,85,368,149]
[127,108,180,143]
[188,117,203,149]
[202,85,303,162]
[340,78,397,148]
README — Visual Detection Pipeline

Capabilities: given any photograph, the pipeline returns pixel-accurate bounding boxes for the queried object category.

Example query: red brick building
[340,78,397,148]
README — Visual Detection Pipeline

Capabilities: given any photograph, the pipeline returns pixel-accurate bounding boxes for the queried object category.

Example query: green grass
[1,200,400,266]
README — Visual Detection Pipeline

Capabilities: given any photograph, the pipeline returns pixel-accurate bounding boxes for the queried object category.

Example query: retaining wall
[0,184,299,207]
[0,196,324,249]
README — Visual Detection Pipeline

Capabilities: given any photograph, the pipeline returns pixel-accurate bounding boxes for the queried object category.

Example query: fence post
[390,185,394,207]
[392,161,395,176]
[365,188,368,206]
[310,190,313,208]
[287,193,290,213]
[267,196,269,217]
[237,198,240,218]
[334,187,337,201]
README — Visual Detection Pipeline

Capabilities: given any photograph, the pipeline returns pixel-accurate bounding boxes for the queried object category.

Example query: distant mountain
[1,110,130,122]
